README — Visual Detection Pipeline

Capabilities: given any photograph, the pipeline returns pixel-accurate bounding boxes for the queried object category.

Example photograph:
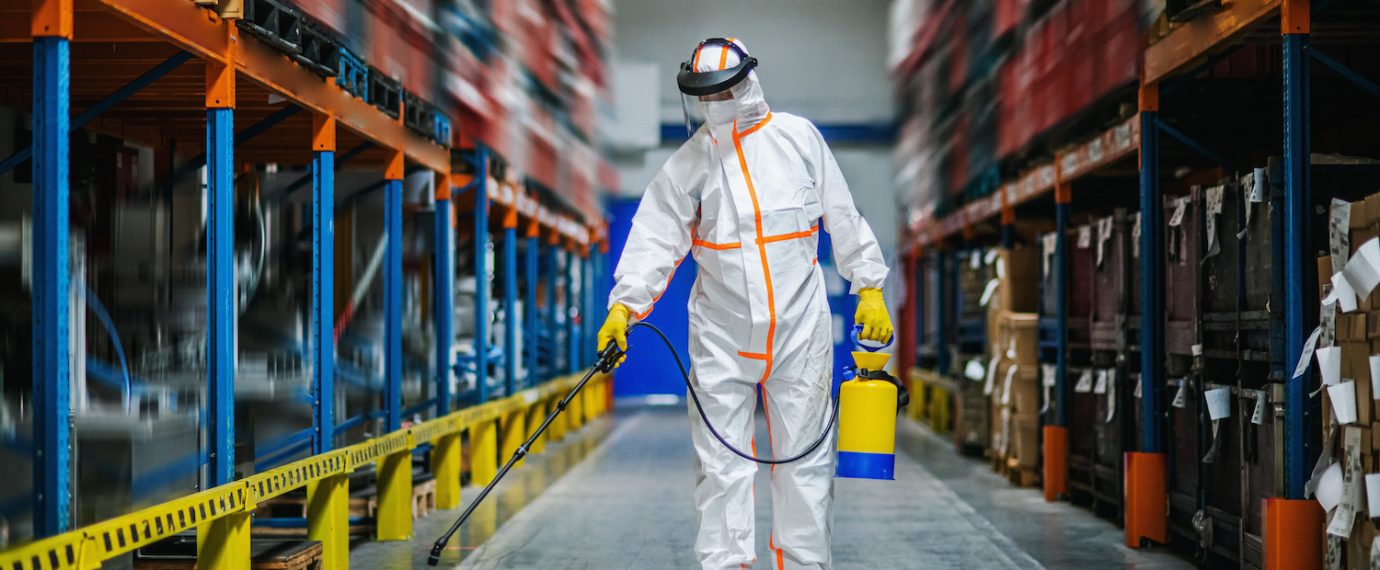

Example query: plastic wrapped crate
[1090,210,1130,352]
[1165,188,1202,357]
[369,68,402,118]
[293,18,341,78]
[1068,224,1094,349]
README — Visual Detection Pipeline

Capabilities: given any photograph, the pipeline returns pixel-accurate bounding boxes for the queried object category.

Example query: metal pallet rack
[900,1,1380,567]
[0,1,613,568]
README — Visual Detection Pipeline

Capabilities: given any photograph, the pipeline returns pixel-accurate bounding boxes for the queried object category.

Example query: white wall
[607,0,899,263]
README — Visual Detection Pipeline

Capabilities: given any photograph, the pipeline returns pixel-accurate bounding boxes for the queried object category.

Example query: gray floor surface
[350,405,1194,569]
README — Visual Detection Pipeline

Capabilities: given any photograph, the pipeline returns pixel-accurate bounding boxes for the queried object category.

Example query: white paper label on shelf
[996,257,1006,279]
[979,279,1000,307]
[1318,346,1343,386]
[1042,233,1057,277]
[971,250,981,269]
[1042,364,1057,388]
[1318,462,1344,512]
[1205,386,1232,420]
[1096,216,1113,266]
[1077,225,1091,249]
[1168,196,1187,227]
[1132,212,1141,258]
[1294,327,1324,379]
[1007,337,1017,360]
[1343,238,1380,299]
[1370,355,1380,400]
[1331,198,1352,272]
[966,358,986,382]
[1329,488,1358,538]
[1252,392,1267,425]
[1329,381,1359,425]
[983,356,999,395]
[985,248,999,266]
[1134,378,1143,399]
[1366,473,1380,519]
[1172,380,1188,408]
[1094,370,1108,395]
[1192,343,1203,357]
[1105,372,1117,423]
[1074,369,1093,393]
[1206,185,1225,215]
[1251,168,1267,203]
[1322,298,1338,348]
[1001,364,1018,406]
[1332,272,1359,313]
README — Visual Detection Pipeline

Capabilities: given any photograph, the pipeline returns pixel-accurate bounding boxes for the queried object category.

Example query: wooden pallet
[252,477,437,537]
[1002,458,1041,488]
[135,538,322,570]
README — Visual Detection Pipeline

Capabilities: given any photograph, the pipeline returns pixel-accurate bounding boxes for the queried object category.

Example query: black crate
[404,92,433,138]
[1166,373,1206,548]
[1202,179,1244,361]
[336,47,369,101]
[369,68,402,118]
[1069,225,1094,349]
[293,18,340,78]
[237,0,302,55]
[1240,369,1281,570]
[1090,210,1131,352]
[1091,359,1130,518]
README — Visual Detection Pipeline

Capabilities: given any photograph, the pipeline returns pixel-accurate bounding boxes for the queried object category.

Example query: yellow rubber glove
[855,288,894,343]
[596,303,631,368]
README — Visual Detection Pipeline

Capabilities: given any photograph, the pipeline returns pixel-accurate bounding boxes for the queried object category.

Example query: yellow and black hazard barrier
[0,373,614,570]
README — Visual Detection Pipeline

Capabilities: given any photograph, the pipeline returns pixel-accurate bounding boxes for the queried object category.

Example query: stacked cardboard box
[983,245,1041,484]
[1318,192,1380,569]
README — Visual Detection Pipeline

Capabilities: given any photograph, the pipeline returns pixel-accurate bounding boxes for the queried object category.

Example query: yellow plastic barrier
[0,372,614,569]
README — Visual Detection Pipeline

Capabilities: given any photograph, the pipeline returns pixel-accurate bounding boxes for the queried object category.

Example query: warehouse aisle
[425,405,1190,570]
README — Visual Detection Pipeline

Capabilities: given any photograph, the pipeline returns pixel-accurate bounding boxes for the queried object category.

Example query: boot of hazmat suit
[601,38,890,569]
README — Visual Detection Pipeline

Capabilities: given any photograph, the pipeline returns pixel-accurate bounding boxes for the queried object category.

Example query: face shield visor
[677,38,758,138]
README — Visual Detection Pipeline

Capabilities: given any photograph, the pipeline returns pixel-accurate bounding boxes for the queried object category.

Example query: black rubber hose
[627,321,837,465]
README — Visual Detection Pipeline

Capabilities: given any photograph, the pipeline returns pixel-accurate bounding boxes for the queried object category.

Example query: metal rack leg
[435,172,454,415]
[377,151,412,542]
[473,147,491,402]
[31,7,71,536]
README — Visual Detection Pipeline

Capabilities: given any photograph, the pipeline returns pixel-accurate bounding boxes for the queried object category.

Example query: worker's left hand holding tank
[854,288,893,343]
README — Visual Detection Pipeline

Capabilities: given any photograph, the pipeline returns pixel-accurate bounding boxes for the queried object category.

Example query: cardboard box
[1349,518,1376,569]
[1343,341,1373,424]
[1009,413,1041,469]
[997,247,1040,313]
[997,312,1040,366]
[996,360,1042,416]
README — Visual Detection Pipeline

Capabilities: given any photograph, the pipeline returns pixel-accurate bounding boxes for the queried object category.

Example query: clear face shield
[677,39,758,188]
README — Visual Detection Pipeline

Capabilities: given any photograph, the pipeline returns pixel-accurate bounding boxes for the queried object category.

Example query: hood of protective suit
[689,38,770,130]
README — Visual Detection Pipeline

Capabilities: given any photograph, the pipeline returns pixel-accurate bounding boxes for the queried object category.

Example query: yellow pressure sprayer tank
[836,326,909,480]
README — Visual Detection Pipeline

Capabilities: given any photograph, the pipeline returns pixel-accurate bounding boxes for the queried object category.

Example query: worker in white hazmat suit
[597,38,892,569]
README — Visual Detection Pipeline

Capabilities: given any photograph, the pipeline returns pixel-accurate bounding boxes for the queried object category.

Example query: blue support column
[1138,92,1165,455]
[503,215,519,395]
[32,34,70,536]
[434,174,454,415]
[472,148,490,402]
[311,116,336,453]
[206,111,236,485]
[1055,199,1070,428]
[934,250,949,376]
[585,244,597,369]
[546,247,560,376]
[525,230,540,387]
[565,248,578,373]
[385,153,404,432]
[1283,30,1312,499]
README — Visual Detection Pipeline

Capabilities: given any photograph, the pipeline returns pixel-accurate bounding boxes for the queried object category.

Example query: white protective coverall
[608,39,889,569]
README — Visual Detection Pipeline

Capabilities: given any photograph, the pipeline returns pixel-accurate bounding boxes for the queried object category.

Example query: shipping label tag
[1252,392,1267,425]
[1095,216,1113,267]
[1250,167,1267,203]
[1205,186,1223,258]
[1094,369,1109,395]
[966,358,986,382]
[1294,326,1324,379]
[1343,238,1380,299]
[1331,273,1358,313]
[983,356,999,395]
[985,248,999,265]
[1370,537,1380,570]
[1105,372,1117,423]
[1042,364,1057,388]
[1321,298,1337,348]
[1330,198,1352,273]
[979,279,1000,307]
[1132,212,1141,258]
[1042,233,1058,277]
[1168,196,1187,227]
[1172,380,1188,409]
[1077,225,1091,249]
[1074,369,1094,394]
[1000,364,1018,406]
[1134,378,1143,399]
[971,250,981,269]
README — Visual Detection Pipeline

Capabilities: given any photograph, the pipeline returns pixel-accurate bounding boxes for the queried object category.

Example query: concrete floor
[351,404,1193,569]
